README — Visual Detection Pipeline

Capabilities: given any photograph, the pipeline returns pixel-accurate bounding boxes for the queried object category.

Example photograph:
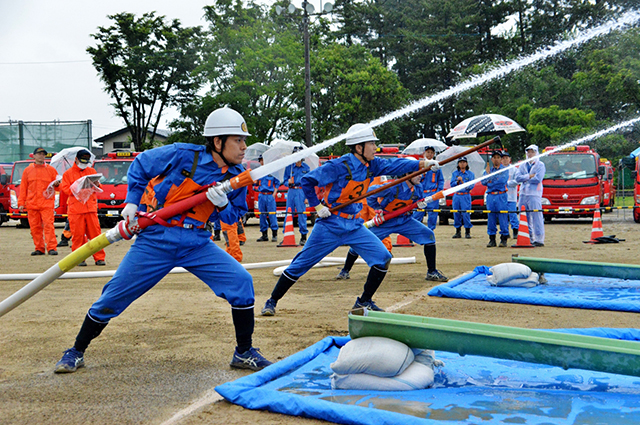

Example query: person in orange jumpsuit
[18,147,60,255]
[59,149,106,266]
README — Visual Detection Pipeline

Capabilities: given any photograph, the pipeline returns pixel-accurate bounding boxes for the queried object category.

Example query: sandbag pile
[486,263,541,288]
[330,336,442,391]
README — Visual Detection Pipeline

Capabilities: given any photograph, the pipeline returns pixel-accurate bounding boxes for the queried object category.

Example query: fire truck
[93,151,140,228]
[8,153,67,228]
[633,155,640,223]
[0,163,12,225]
[539,145,615,220]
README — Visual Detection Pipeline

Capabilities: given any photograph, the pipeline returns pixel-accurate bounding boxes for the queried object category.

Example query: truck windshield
[93,160,131,185]
[541,154,597,180]
[11,162,31,185]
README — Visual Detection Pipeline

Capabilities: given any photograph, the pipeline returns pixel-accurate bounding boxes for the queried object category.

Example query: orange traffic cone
[511,206,534,248]
[583,209,604,244]
[393,234,415,247]
[277,207,299,248]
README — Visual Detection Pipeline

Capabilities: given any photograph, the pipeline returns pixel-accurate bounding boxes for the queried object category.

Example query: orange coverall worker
[60,164,106,262]
[18,163,59,253]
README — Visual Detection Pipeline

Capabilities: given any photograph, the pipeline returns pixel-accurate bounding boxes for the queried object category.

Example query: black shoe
[48,250,58,255]
[95,260,106,266]
[213,230,221,241]
[271,230,278,242]
[256,232,269,242]
[465,229,471,239]
[78,261,87,267]
[532,241,545,247]
[499,235,508,248]
[57,239,69,247]
[31,250,45,256]
[513,229,518,239]
[239,241,245,246]
[300,235,307,246]
[486,236,496,247]
[452,229,462,239]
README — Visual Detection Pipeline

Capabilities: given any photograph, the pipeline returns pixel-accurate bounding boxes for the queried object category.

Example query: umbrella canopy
[447,114,525,140]
[436,146,486,184]
[243,142,270,170]
[50,147,95,177]
[402,138,448,156]
[262,140,319,183]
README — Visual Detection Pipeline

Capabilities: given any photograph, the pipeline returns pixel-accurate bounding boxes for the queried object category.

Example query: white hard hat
[345,124,378,146]
[203,107,251,137]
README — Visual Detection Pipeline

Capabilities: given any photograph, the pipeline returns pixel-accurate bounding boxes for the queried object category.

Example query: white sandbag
[486,263,531,285]
[331,361,435,391]
[494,272,540,288]
[330,337,414,377]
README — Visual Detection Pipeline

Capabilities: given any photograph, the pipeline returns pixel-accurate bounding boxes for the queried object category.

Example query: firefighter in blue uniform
[255,155,280,242]
[261,124,438,316]
[54,107,271,374]
[337,168,448,282]
[451,157,475,239]
[281,146,311,246]
[481,150,510,247]
[412,145,444,230]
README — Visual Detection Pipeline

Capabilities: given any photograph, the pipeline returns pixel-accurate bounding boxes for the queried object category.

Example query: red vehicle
[93,151,140,228]
[633,155,640,223]
[539,145,614,220]
[8,154,67,228]
[0,163,12,225]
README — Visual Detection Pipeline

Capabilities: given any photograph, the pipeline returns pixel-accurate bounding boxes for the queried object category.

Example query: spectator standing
[481,151,509,247]
[515,145,546,247]
[413,145,444,230]
[502,152,519,238]
[18,147,60,255]
[255,155,280,242]
[281,146,311,246]
[450,157,475,239]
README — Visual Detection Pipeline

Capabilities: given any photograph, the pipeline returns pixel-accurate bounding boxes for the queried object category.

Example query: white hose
[273,256,417,276]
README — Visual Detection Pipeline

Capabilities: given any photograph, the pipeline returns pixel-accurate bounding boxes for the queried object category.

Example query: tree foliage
[87,12,203,151]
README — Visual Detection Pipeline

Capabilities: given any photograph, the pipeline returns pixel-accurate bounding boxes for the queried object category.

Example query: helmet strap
[208,136,234,168]
[352,143,370,165]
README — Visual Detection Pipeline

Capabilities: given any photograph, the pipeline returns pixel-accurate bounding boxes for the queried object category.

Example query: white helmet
[203,107,251,137]
[345,123,378,146]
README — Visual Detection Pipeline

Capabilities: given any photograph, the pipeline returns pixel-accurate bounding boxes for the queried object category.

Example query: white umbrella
[243,142,270,170]
[262,140,319,183]
[50,147,95,177]
[447,114,525,139]
[436,146,485,184]
[402,138,448,156]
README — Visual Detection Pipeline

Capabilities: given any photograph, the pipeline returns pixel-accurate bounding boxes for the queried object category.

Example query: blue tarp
[216,329,640,424]
[428,266,640,312]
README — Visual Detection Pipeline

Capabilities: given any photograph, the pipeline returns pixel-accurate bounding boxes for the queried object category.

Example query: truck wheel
[308,215,316,226]
[634,208,640,224]
[439,215,449,226]
[17,218,30,228]
[544,216,552,223]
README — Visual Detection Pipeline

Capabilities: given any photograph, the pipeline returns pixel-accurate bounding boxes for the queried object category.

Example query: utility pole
[303,0,312,147]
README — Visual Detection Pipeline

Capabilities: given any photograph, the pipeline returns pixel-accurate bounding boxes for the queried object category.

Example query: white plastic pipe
[273,256,416,276]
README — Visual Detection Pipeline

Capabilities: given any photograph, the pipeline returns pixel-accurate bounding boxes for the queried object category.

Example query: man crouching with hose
[54,107,272,373]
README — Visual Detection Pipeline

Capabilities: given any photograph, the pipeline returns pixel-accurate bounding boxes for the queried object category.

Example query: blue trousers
[283,188,308,235]
[284,218,391,279]
[412,198,439,230]
[507,201,519,230]
[369,215,435,245]
[486,193,509,236]
[452,194,472,229]
[258,194,278,232]
[89,226,254,322]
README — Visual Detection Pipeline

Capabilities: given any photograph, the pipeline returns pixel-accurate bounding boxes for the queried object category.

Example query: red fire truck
[633,155,640,223]
[93,151,140,228]
[0,163,12,225]
[8,153,67,228]
[539,145,614,220]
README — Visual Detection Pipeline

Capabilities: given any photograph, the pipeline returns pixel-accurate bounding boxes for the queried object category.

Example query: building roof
[94,127,172,143]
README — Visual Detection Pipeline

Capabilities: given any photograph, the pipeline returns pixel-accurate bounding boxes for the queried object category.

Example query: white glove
[315,204,331,218]
[422,159,440,171]
[122,203,138,224]
[417,200,428,210]
[207,185,229,208]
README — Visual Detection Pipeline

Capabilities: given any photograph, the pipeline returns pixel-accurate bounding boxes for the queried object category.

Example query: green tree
[87,12,203,151]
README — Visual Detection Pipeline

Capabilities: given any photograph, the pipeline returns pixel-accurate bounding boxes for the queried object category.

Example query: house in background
[94,128,171,154]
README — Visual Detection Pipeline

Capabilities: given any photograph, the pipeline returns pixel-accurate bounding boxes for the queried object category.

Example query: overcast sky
[0,0,288,141]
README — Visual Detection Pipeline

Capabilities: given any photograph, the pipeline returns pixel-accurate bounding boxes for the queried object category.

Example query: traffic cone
[583,210,604,244]
[277,207,299,247]
[393,234,415,247]
[511,206,534,248]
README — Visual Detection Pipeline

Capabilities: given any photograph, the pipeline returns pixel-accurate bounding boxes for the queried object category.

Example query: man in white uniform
[515,145,546,246]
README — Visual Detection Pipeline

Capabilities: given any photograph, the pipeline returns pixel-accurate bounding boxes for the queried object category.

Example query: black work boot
[213,230,221,241]
[452,228,462,239]
[465,228,471,239]
[57,235,70,247]
[271,229,278,242]
[499,234,508,247]
[513,228,518,239]
[486,235,497,247]
[256,231,269,242]
[300,234,307,246]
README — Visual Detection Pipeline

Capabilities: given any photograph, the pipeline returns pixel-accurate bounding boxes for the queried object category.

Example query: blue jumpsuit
[257,175,280,232]
[482,164,509,236]
[282,162,311,235]
[451,169,475,229]
[281,154,422,280]
[412,168,444,230]
[359,181,435,248]
[89,143,253,322]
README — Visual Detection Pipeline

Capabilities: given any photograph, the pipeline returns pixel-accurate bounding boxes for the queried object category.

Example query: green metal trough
[349,309,640,377]
[511,255,640,280]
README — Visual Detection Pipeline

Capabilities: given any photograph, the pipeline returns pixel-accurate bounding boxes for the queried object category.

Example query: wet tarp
[216,329,640,424]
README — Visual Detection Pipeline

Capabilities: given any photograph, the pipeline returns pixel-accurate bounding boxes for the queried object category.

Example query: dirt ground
[1,211,639,425]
